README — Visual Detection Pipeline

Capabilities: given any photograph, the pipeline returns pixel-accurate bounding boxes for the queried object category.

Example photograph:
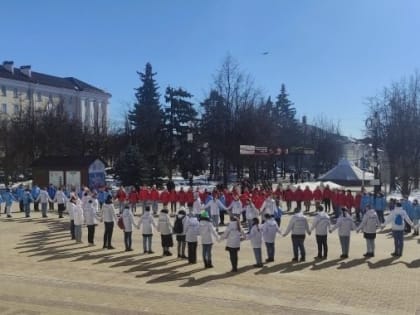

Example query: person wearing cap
[261,213,282,262]
[198,211,219,268]
[381,202,414,257]
[330,208,356,259]
[283,208,311,262]
[157,208,174,256]
[137,206,157,253]
[310,205,330,260]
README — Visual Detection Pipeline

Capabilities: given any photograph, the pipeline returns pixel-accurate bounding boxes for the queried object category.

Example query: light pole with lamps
[365,112,381,193]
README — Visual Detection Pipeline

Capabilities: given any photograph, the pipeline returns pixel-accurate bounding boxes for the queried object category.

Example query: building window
[13,104,19,114]
[1,86,6,96]
[37,92,42,102]
[1,104,6,114]
[13,88,18,98]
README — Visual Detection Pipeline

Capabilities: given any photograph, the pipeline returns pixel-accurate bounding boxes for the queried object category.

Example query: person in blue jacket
[373,192,386,224]
[15,184,25,212]
[402,196,413,233]
[3,188,16,218]
[31,184,41,212]
[47,184,56,211]
[0,192,3,216]
[360,191,372,220]
[273,204,283,227]
[411,199,420,236]
[22,188,34,218]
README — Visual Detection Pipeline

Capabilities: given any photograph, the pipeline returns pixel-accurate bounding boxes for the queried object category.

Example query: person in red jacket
[150,185,160,216]
[178,187,187,208]
[160,188,170,209]
[283,185,294,212]
[330,189,338,216]
[116,186,127,214]
[345,190,354,215]
[322,185,332,213]
[294,186,304,210]
[313,186,322,204]
[138,185,148,214]
[303,186,313,212]
[353,190,362,222]
[186,187,194,214]
[169,189,178,216]
[128,186,139,214]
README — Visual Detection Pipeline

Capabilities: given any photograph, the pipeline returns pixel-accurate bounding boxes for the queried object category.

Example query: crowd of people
[1,182,420,272]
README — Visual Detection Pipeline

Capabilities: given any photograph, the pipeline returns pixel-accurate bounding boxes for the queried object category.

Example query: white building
[0,60,111,131]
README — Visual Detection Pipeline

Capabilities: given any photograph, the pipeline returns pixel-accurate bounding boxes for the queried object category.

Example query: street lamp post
[187,121,194,187]
[366,112,381,193]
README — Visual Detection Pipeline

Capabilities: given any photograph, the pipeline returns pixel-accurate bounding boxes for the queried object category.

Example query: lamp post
[366,112,381,193]
[187,121,194,187]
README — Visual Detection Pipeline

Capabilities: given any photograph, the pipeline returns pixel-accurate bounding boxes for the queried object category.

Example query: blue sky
[1,0,419,138]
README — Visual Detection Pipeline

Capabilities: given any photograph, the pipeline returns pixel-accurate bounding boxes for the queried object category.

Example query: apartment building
[0,61,110,130]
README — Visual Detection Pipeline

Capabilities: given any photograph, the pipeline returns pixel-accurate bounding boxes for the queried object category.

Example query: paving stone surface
[1,206,420,315]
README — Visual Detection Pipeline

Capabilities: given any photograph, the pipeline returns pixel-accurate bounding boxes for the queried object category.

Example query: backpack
[394,213,403,226]
[173,216,184,234]
[117,216,125,230]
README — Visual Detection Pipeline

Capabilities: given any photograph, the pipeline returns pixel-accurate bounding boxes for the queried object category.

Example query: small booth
[32,156,107,190]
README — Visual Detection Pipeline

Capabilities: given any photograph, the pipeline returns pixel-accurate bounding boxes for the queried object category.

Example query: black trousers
[187,242,197,263]
[227,247,239,270]
[219,211,225,225]
[19,200,24,212]
[124,231,132,250]
[58,203,65,217]
[316,234,328,258]
[34,201,39,211]
[87,225,95,244]
[103,222,114,247]
[70,220,75,239]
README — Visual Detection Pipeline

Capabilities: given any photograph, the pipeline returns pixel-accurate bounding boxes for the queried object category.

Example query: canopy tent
[289,181,343,191]
[318,159,374,186]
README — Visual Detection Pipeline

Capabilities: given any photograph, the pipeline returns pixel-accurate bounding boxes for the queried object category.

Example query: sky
[1,0,419,138]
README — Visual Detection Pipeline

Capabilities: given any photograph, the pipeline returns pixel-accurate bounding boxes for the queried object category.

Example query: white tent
[318,159,374,185]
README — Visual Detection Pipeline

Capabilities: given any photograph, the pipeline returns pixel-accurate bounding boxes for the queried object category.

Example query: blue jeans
[265,242,275,260]
[253,247,262,265]
[143,234,152,252]
[292,235,306,259]
[376,210,384,223]
[392,230,404,256]
[211,215,219,230]
[202,244,213,266]
[339,236,350,255]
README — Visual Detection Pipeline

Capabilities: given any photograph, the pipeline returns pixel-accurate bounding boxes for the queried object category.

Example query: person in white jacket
[244,198,259,232]
[381,202,414,257]
[54,187,68,218]
[283,208,311,262]
[246,217,263,267]
[199,211,219,268]
[68,195,76,240]
[310,205,331,260]
[261,213,282,262]
[226,195,243,218]
[101,195,118,249]
[330,208,357,259]
[259,194,277,218]
[192,193,202,218]
[137,206,157,254]
[71,197,84,243]
[357,205,380,257]
[221,216,245,272]
[36,187,52,218]
[203,194,227,232]
[184,215,200,264]
[157,208,173,256]
[85,196,100,246]
[122,205,138,251]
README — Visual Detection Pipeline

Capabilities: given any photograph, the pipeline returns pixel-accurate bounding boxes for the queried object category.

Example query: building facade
[0,61,110,131]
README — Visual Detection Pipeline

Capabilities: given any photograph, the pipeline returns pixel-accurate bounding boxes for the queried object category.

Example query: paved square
[1,207,420,315]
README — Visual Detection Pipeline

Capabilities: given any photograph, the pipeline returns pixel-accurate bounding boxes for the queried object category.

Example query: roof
[32,156,107,169]
[0,65,110,96]
[318,159,374,182]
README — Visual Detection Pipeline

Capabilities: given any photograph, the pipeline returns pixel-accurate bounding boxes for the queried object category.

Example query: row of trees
[115,56,344,186]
